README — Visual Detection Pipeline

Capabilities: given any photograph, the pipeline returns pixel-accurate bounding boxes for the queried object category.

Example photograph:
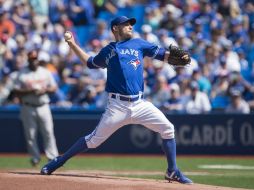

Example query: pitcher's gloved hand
[168,45,191,66]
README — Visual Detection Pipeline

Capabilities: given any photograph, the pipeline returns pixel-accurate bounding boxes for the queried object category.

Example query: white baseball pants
[20,104,59,160]
[85,96,175,149]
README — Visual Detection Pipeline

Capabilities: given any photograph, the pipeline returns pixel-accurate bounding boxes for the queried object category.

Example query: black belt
[23,102,46,107]
[111,94,143,102]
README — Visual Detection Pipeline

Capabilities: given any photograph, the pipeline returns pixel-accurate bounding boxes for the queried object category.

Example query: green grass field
[0,155,253,189]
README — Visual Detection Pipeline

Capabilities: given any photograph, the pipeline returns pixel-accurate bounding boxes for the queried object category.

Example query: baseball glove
[168,45,191,66]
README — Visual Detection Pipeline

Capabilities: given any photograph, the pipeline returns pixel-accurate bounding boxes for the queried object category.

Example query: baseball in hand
[64,32,72,40]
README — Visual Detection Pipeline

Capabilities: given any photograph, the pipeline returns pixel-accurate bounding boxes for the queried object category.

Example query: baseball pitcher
[41,16,192,184]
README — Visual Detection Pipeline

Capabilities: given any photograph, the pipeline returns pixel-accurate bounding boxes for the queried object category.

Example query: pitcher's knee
[160,123,175,139]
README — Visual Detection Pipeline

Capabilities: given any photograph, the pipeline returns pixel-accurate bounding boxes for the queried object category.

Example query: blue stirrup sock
[162,138,178,172]
[60,137,88,163]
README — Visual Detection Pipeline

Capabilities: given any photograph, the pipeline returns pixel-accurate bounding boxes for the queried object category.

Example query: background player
[41,16,192,184]
[13,50,59,166]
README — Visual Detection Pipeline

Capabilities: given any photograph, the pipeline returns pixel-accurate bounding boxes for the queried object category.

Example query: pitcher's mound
[0,170,247,190]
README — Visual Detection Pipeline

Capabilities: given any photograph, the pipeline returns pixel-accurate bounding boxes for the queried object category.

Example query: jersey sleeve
[139,39,166,61]
[47,70,57,88]
[87,46,109,69]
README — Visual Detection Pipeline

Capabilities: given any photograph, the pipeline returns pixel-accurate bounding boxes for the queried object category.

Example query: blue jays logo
[128,59,141,70]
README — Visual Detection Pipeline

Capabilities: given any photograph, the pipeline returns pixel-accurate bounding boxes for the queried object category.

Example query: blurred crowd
[0,0,254,114]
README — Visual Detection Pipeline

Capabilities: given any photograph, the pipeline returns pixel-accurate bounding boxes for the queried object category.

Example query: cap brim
[129,18,136,25]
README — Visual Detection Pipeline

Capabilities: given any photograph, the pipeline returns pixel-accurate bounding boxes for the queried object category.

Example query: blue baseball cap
[110,16,136,31]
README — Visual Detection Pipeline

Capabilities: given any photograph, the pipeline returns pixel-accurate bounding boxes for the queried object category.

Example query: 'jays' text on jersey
[87,38,166,95]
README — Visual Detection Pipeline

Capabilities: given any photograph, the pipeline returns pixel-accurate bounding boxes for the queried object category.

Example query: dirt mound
[0,170,248,190]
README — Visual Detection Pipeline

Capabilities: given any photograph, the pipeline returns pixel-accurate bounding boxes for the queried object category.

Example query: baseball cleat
[165,169,193,184]
[40,156,64,175]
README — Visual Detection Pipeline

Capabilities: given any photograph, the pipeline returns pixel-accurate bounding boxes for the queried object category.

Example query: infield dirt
[0,170,250,190]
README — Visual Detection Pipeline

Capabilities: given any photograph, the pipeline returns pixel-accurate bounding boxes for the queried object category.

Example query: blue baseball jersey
[87,38,166,95]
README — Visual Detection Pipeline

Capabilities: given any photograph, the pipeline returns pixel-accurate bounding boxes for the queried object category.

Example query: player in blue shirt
[41,16,193,184]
